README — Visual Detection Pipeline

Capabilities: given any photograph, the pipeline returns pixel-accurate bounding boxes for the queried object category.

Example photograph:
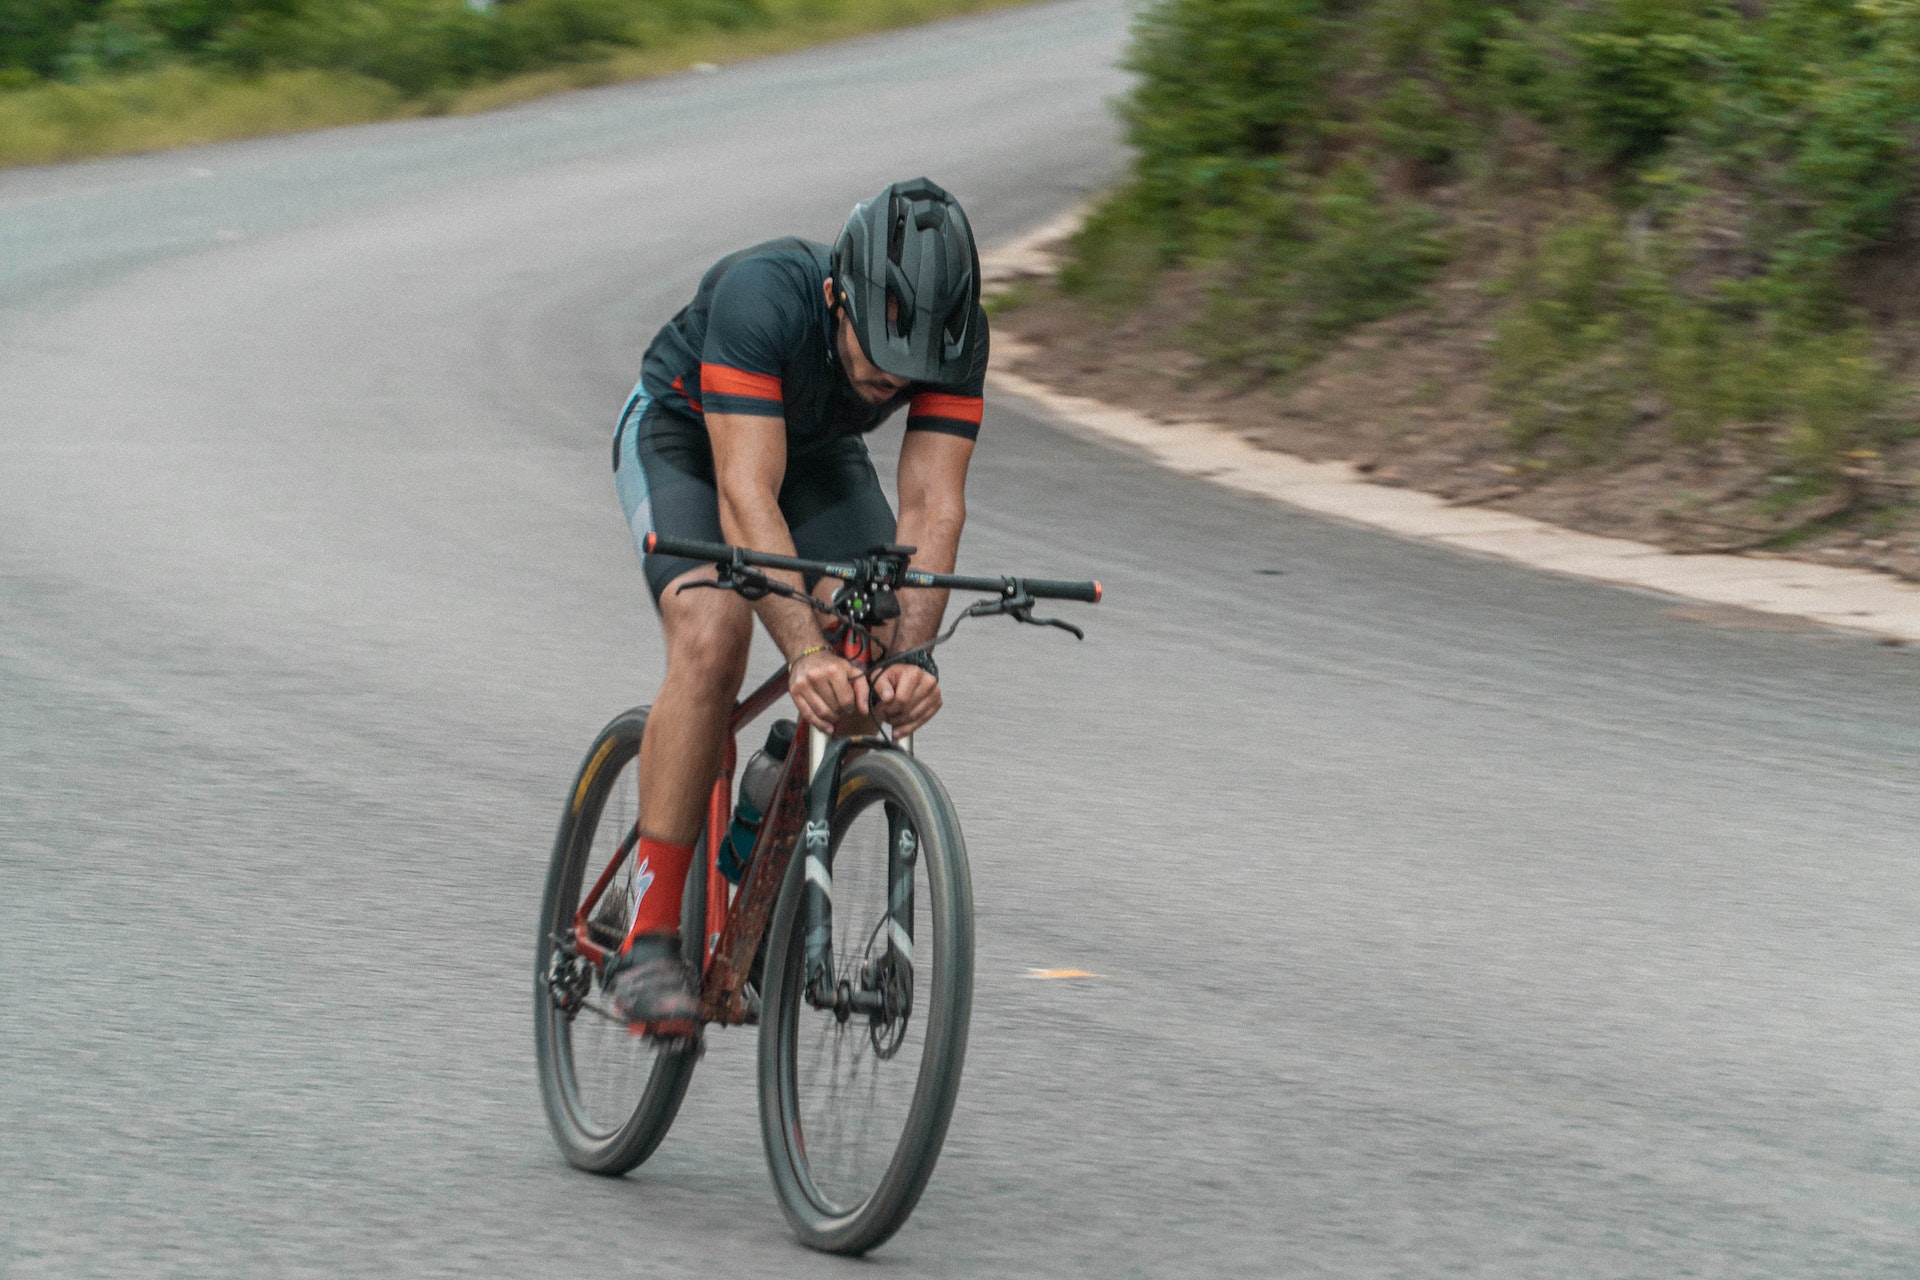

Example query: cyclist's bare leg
[637,565,753,845]
[608,565,751,1030]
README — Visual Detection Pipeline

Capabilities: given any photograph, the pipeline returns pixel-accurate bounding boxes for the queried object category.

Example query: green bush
[1,2,99,79]
[1058,189,1166,315]
[2,0,765,94]
[1067,0,1920,478]
[1197,162,1448,375]
[1490,205,1650,459]
[1490,200,1903,472]
[224,0,764,93]
[1118,0,1337,251]
[0,0,1007,165]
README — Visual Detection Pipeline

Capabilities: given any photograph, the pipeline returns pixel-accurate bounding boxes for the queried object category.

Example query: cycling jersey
[638,238,988,450]
[615,389,899,603]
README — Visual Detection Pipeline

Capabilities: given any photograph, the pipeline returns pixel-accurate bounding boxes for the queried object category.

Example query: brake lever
[676,564,831,611]
[1006,602,1085,640]
[676,567,772,602]
[1034,615,1086,640]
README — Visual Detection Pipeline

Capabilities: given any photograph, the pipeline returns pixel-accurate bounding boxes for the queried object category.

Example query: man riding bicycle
[605,178,988,1035]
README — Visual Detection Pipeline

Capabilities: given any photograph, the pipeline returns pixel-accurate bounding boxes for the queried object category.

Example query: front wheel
[757,748,974,1254]
[534,707,706,1175]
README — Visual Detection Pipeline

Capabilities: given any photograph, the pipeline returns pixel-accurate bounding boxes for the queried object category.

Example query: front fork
[801,728,917,1019]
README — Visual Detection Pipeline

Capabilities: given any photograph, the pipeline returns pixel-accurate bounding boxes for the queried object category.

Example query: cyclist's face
[827,281,911,404]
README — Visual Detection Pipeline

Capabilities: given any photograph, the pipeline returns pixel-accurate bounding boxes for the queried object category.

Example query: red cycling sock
[620,835,695,949]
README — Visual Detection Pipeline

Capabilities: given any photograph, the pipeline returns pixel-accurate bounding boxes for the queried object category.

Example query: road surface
[5,2,1920,1272]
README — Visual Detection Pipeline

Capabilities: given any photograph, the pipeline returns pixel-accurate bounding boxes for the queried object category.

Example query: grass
[982,279,1039,315]
[449,0,1039,113]
[0,66,405,167]
[0,0,1040,170]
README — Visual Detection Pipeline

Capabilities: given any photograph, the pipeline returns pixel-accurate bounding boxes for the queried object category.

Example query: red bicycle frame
[564,628,874,1026]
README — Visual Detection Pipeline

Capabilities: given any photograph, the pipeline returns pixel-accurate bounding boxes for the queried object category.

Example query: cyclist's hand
[874,664,941,737]
[788,649,870,733]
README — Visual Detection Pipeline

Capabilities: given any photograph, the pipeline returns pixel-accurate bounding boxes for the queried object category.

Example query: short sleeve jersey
[639,238,988,452]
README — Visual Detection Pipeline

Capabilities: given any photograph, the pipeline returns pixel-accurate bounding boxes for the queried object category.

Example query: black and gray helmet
[831,178,981,385]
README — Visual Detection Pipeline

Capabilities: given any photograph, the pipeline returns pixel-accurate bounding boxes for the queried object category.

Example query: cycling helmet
[831,178,981,385]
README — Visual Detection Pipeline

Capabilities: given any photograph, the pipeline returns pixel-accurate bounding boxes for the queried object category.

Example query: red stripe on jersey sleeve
[700,364,783,402]
[908,392,983,424]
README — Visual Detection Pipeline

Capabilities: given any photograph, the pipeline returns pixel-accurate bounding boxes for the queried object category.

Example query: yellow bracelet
[788,643,829,673]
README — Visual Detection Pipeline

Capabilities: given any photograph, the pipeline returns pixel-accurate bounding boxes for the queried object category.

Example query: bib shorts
[613,382,899,604]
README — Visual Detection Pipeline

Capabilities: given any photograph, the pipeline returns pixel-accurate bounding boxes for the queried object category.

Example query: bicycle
[534,534,1101,1255]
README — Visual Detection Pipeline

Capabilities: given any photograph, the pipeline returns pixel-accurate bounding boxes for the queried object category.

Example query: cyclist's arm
[708,410,870,727]
[892,324,985,657]
[872,428,972,736]
[893,428,974,650]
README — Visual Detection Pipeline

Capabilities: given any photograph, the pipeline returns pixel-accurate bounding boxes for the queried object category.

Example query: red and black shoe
[603,932,699,1039]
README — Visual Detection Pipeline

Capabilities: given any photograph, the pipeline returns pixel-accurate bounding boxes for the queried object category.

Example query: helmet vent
[889,211,907,266]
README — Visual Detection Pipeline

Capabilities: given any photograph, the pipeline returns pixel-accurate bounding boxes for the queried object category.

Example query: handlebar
[644,532,1102,604]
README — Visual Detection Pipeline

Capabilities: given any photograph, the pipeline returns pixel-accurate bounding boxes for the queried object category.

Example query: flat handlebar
[644,532,1102,604]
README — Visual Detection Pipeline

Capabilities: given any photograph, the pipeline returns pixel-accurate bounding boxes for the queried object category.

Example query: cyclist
[604,178,988,1035]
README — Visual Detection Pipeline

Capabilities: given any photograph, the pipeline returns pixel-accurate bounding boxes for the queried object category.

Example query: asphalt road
[6,3,1920,1273]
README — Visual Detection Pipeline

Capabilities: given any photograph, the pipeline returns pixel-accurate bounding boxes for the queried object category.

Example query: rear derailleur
[545,936,594,1018]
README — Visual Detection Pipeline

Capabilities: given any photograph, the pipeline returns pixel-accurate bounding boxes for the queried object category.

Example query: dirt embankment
[990,255,1920,586]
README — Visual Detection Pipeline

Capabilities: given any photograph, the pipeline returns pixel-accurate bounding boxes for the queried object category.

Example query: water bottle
[719,719,797,884]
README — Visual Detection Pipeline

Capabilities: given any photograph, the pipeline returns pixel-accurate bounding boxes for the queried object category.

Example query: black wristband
[895,650,939,680]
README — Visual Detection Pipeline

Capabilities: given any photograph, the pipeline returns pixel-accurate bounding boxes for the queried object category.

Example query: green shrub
[204,0,763,94]
[1199,162,1448,375]
[1565,0,1716,165]
[0,0,1005,166]
[1490,201,1904,472]
[1058,188,1166,314]
[1118,0,1337,250]
[1782,331,1898,472]
[1490,206,1649,458]
[1064,0,1920,477]
[1,1,99,79]
[59,8,170,77]
[3,0,766,94]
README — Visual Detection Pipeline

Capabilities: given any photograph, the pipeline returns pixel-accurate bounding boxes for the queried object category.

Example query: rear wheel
[758,748,974,1254]
[534,708,705,1175]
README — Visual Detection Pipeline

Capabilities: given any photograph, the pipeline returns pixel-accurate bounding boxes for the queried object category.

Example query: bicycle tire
[534,707,704,1175]
[757,748,974,1254]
